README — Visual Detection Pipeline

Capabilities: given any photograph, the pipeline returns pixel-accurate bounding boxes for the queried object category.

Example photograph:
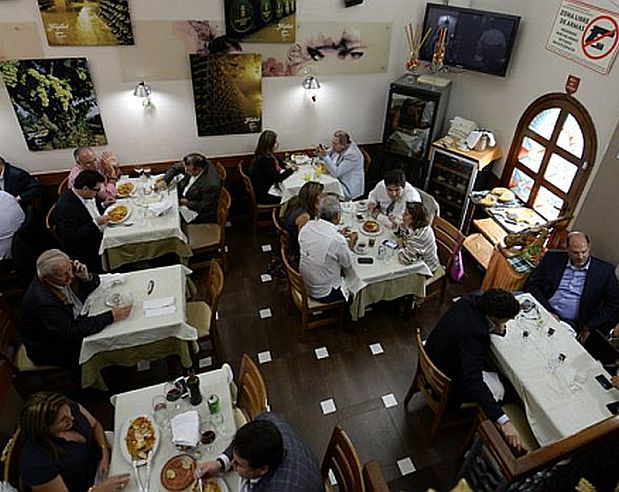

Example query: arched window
[501,93,597,221]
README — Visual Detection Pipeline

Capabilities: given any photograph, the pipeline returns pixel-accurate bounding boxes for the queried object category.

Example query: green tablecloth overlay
[102,237,192,271]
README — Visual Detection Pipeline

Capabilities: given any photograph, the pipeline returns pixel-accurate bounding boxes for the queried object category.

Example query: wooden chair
[361,147,372,174]
[215,161,227,182]
[238,160,280,235]
[403,328,476,444]
[427,215,465,303]
[272,206,290,253]
[0,293,79,397]
[1,427,23,489]
[187,259,225,366]
[237,353,268,422]
[45,203,60,244]
[57,174,69,195]
[186,187,231,271]
[321,426,365,492]
[362,460,390,492]
[280,243,346,340]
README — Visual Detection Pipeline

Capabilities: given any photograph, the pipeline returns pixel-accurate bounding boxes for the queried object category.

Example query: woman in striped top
[395,201,440,272]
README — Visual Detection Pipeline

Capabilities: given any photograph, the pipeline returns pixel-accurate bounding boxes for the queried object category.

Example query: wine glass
[152,395,170,431]
[134,166,144,179]
[200,422,217,457]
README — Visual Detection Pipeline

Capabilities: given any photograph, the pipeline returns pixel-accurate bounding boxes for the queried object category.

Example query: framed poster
[225,0,295,43]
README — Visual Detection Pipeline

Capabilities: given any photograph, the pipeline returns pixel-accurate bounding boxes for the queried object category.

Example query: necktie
[386,200,396,215]
[242,480,256,492]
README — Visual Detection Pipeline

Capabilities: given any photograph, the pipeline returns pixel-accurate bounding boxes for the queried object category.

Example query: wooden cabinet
[425,141,501,229]
[381,74,451,187]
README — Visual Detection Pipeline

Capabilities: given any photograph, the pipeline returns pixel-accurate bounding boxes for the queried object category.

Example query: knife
[147,280,155,295]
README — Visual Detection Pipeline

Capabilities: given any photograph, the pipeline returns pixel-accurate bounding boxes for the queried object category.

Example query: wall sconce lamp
[302,70,321,103]
[133,80,152,107]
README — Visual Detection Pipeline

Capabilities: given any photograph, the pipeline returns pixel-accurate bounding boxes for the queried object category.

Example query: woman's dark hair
[182,153,208,169]
[74,170,104,190]
[478,289,520,319]
[404,201,430,230]
[20,391,70,459]
[255,130,277,158]
[384,169,406,188]
[289,181,324,217]
[232,419,284,470]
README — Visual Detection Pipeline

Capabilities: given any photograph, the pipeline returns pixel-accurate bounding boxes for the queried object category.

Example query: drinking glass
[134,166,144,179]
[152,395,170,430]
[200,422,217,456]
[164,381,185,416]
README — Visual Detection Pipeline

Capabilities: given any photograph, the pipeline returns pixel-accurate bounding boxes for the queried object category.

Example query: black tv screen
[419,3,521,77]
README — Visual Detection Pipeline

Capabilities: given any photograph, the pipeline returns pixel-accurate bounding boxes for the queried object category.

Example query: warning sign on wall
[546,0,619,75]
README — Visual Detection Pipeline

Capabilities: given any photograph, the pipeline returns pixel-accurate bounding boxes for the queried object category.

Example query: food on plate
[125,416,156,460]
[491,187,516,203]
[116,182,135,197]
[192,479,223,492]
[161,454,196,491]
[107,205,129,223]
[479,194,498,207]
[291,153,310,164]
[362,220,380,234]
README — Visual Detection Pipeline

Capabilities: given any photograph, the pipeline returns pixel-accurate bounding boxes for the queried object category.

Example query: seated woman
[19,391,130,492]
[283,181,324,262]
[394,201,440,272]
[250,130,297,205]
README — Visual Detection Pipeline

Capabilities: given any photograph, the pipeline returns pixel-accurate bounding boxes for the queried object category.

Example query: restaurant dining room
[1,0,619,491]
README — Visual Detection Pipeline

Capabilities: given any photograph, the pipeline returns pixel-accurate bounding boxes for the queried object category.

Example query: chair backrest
[1,427,23,488]
[217,187,232,228]
[321,426,365,492]
[280,243,307,311]
[432,215,464,271]
[417,188,440,223]
[237,353,268,421]
[45,203,58,241]
[415,327,451,415]
[272,207,290,252]
[215,161,227,182]
[361,147,372,174]
[206,259,225,326]
[362,460,390,492]
[238,160,257,211]
[57,175,69,196]
[0,293,18,359]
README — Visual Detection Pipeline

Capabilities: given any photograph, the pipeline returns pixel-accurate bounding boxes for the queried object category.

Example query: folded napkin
[171,411,200,448]
[179,205,199,223]
[143,297,177,317]
[144,305,177,318]
[148,201,172,216]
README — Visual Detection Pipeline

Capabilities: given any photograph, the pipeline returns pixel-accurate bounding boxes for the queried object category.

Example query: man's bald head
[566,231,591,268]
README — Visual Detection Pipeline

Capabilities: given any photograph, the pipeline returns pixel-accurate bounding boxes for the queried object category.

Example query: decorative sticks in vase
[405,23,432,73]
[432,27,448,72]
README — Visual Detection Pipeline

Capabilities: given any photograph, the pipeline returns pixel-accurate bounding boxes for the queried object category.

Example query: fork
[132,457,148,492]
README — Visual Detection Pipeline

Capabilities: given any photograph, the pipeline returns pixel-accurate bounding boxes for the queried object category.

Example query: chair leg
[403,379,419,408]
[440,277,448,304]
[429,413,441,445]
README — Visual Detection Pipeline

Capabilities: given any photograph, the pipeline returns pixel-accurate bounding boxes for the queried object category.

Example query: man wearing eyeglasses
[56,170,111,272]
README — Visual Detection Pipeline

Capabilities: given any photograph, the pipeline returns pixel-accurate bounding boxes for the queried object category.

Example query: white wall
[0,0,419,173]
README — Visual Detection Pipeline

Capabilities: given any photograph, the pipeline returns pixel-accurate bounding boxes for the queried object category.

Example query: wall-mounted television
[419,3,521,77]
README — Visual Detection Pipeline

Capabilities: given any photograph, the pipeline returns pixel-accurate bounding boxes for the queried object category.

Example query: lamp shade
[302,75,320,90]
[133,81,151,98]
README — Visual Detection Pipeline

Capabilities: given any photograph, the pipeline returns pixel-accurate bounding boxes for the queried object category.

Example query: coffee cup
[355,242,367,254]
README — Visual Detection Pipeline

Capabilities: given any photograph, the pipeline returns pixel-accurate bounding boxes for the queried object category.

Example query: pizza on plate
[116,182,135,197]
[125,416,156,460]
[161,454,196,491]
[362,220,380,234]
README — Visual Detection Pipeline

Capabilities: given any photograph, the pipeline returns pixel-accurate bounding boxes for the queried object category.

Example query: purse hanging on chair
[449,242,465,282]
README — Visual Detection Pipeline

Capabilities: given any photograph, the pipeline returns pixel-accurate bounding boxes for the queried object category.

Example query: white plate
[116,181,136,198]
[119,415,160,464]
[193,477,229,492]
[360,220,381,237]
[104,291,133,308]
[106,203,132,224]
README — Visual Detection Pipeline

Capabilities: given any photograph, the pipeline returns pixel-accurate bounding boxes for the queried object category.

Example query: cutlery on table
[146,280,155,295]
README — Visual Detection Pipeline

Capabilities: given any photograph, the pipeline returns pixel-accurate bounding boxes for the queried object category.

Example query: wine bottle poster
[0,58,108,151]
[189,53,262,136]
[37,0,134,46]
[225,0,296,43]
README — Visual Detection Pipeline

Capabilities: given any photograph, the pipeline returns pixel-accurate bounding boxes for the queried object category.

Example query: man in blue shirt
[315,130,364,200]
[525,231,619,342]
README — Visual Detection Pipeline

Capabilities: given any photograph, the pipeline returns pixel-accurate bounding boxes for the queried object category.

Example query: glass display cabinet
[381,74,451,187]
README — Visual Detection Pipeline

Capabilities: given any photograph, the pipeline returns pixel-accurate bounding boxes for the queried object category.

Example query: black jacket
[425,293,504,421]
[524,250,619,333]
[2,161,42,205]
[250,155,293,205]
[164,162,221,223]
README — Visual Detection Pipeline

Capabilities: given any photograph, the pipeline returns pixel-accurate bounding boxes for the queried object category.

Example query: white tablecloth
[340,203,432,319]
[109,366,240,492]
[280,163,344,203]
[99,177,188,253]
[79,265,197,364]
[491,293,619,446]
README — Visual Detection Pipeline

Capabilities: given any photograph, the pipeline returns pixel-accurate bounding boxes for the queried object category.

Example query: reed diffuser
[432,27,448,72]
[405,23,432,73]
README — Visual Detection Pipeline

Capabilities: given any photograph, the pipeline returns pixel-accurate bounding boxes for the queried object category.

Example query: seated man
[299,194,355,303]
[424,289,524,452]
[56,170,111,272]
[0,155,43,205]
[68,147,120,201]
[197,412,323,492]
[21,249,131,368]
[315,130,364,200]
[524,231,619,341]
[367,169,421,228]
[161,153,221,223]
[0,191,25,261]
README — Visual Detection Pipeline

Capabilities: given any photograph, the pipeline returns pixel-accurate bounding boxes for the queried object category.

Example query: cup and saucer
[354,242,368,255]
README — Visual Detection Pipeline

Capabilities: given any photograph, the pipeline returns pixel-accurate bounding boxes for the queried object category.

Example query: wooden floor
[57,221,485,491]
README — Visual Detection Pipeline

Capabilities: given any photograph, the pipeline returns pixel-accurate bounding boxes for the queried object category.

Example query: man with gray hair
[315,130,364,200]
[68,146,120,200]
[20,249,131,368]
[298,194,355,303]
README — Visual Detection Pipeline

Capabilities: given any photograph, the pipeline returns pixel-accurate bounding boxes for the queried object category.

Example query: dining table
[99,175,192,271]
[79,264,198,390]
[280,159,344,203]
[340,201,435,320]
[109,365,240,492]
[491,293,619,446]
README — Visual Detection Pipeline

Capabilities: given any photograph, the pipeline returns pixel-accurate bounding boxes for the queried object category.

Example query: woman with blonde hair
[250,129,297,204]
[19,391,130,492]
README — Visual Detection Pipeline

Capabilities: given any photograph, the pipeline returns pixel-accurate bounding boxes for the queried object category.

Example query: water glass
[152,395,170,430]
[200,422,217,456]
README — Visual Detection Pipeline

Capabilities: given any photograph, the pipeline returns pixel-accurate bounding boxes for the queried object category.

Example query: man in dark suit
[56,170,111,272]
[0,156,43,205]
[21,249,131,368]
[525,231,619,342]
[197,412,323,492]
[161,153,221,223]
[425,289,524,452]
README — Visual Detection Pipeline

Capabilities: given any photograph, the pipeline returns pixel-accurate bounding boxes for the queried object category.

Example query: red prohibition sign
[581,14,619,60]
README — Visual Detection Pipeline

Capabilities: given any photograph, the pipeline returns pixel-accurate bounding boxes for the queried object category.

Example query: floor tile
[198,356,213,369]
[261,244,272,252]
[397,457,416,476]
[369,342,384,355]
[259,308,272,319]
[260,274,272,283]
[257,350,272,364]
[136,361,150,372]
[320,398,337,415]
[314,346,329,360]
[382,393,398,408]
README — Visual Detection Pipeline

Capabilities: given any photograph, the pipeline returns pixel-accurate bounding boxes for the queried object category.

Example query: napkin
[180,205,199,223]
[143,297,176,317]
[171,411,200,448]
[148,201,172,216]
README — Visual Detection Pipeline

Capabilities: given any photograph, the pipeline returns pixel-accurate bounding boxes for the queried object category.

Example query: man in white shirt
[0,191,25,260]
[367,169,421,229]
[56,170,110,272]
[299,194,355,302]
[315,130,364,200]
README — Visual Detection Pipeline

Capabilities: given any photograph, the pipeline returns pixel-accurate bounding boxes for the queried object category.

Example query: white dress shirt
[322,141,364,200]
[0,191,25,259]
[72,188,104,231]
[299,219,352,299]
[367,181,421,227]
[182,170,204,197]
